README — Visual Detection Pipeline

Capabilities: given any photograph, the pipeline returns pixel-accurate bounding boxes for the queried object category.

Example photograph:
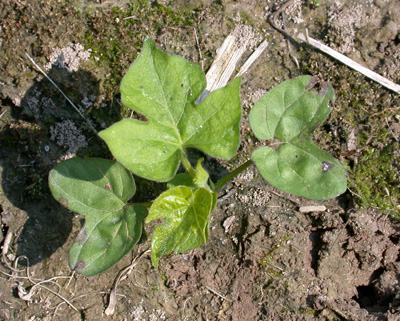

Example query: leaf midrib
[275,89,322,142]
[150,51,185,146]
[153,189,210,254]
[82,213,135,272]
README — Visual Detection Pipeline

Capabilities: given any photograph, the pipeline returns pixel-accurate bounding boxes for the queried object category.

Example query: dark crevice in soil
[237,215,249,262]
[354,284,392,313]
[389,233,400,245]
[192,254,200,270]
[11,285,20,299]
[370,267,386,284]
[353,267,391,312]
[309,230,323,273]
[353,251,365,270]
[337,191,355,212]
[354,285,376,309]
[0,205,9,251]
[1,225,8,244]
[0,97,15,110]
[79,309,86,321]
[341,238,351,251]
[344,220,356,237]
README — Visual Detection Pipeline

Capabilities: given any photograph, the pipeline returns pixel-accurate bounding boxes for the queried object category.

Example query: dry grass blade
[268,0,400,95]
[196,25,267,104]
[25,53,98,134]
[1,256,82,318]
[204,285,233,302]
[105,249,151,316]
[236,39,269,77]
[297,33,400,95]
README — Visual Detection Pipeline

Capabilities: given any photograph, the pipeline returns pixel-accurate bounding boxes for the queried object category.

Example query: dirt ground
[1,0,400,320]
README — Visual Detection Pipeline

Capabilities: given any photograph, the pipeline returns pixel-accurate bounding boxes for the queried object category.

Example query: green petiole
[214,159,253,192]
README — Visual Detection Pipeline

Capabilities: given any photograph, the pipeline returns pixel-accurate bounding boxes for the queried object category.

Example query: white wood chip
[299,205,327,213]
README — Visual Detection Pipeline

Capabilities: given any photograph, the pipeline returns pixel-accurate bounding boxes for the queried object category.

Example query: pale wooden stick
[297,33,400,95]
[299,205,326,213]
[236,39,269,77]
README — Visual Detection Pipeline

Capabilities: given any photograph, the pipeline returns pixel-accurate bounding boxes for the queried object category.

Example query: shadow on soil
[0,60,227,269]
[1,64,105,267]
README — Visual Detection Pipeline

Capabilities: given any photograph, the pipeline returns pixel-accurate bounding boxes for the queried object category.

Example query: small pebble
[299,205,326,213]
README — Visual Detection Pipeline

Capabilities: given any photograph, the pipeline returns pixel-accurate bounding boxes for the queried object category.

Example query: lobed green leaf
[145,186,216,268]
[99,38,241,182]
[49,158,147,276]
[250,76,347,199]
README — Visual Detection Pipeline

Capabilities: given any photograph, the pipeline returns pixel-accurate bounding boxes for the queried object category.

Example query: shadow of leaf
[0,59,107,267]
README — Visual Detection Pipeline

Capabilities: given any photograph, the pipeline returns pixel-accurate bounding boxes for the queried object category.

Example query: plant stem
[181,152,195,177]
[214,159,253,191]
[139,201,153,208]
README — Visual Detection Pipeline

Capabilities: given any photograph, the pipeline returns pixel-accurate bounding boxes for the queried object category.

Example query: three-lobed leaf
[250,76,347,199]
[48,158,147,276]
[146,186,216,268]
[99,38,241,182]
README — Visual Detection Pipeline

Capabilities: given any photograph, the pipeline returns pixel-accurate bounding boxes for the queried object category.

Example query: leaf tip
[143,37,155,47]
[232,76,242,85]
[151,253,159,269]
[72,260,86,273]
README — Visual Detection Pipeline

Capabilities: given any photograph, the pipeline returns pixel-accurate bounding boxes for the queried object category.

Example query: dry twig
[105,248,151,316]
[268,0,400,95]
[204,285,233,302]
[25,53,98,134]
[297,33,400,94]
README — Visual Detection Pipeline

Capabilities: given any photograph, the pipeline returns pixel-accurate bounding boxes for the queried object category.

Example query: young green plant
[49,38,346,275]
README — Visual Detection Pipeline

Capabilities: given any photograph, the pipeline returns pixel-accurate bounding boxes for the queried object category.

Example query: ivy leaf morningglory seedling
[99,38,242,182]
[48,38,348,276]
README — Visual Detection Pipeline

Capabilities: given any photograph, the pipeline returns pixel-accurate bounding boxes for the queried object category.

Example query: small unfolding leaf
[146,186,215,268]
[250,76,347,199]
[193,158,209,189]
[49,158,147,276]
[99,38,241,182]
[166,159,209,190]
[164,159,217,231]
